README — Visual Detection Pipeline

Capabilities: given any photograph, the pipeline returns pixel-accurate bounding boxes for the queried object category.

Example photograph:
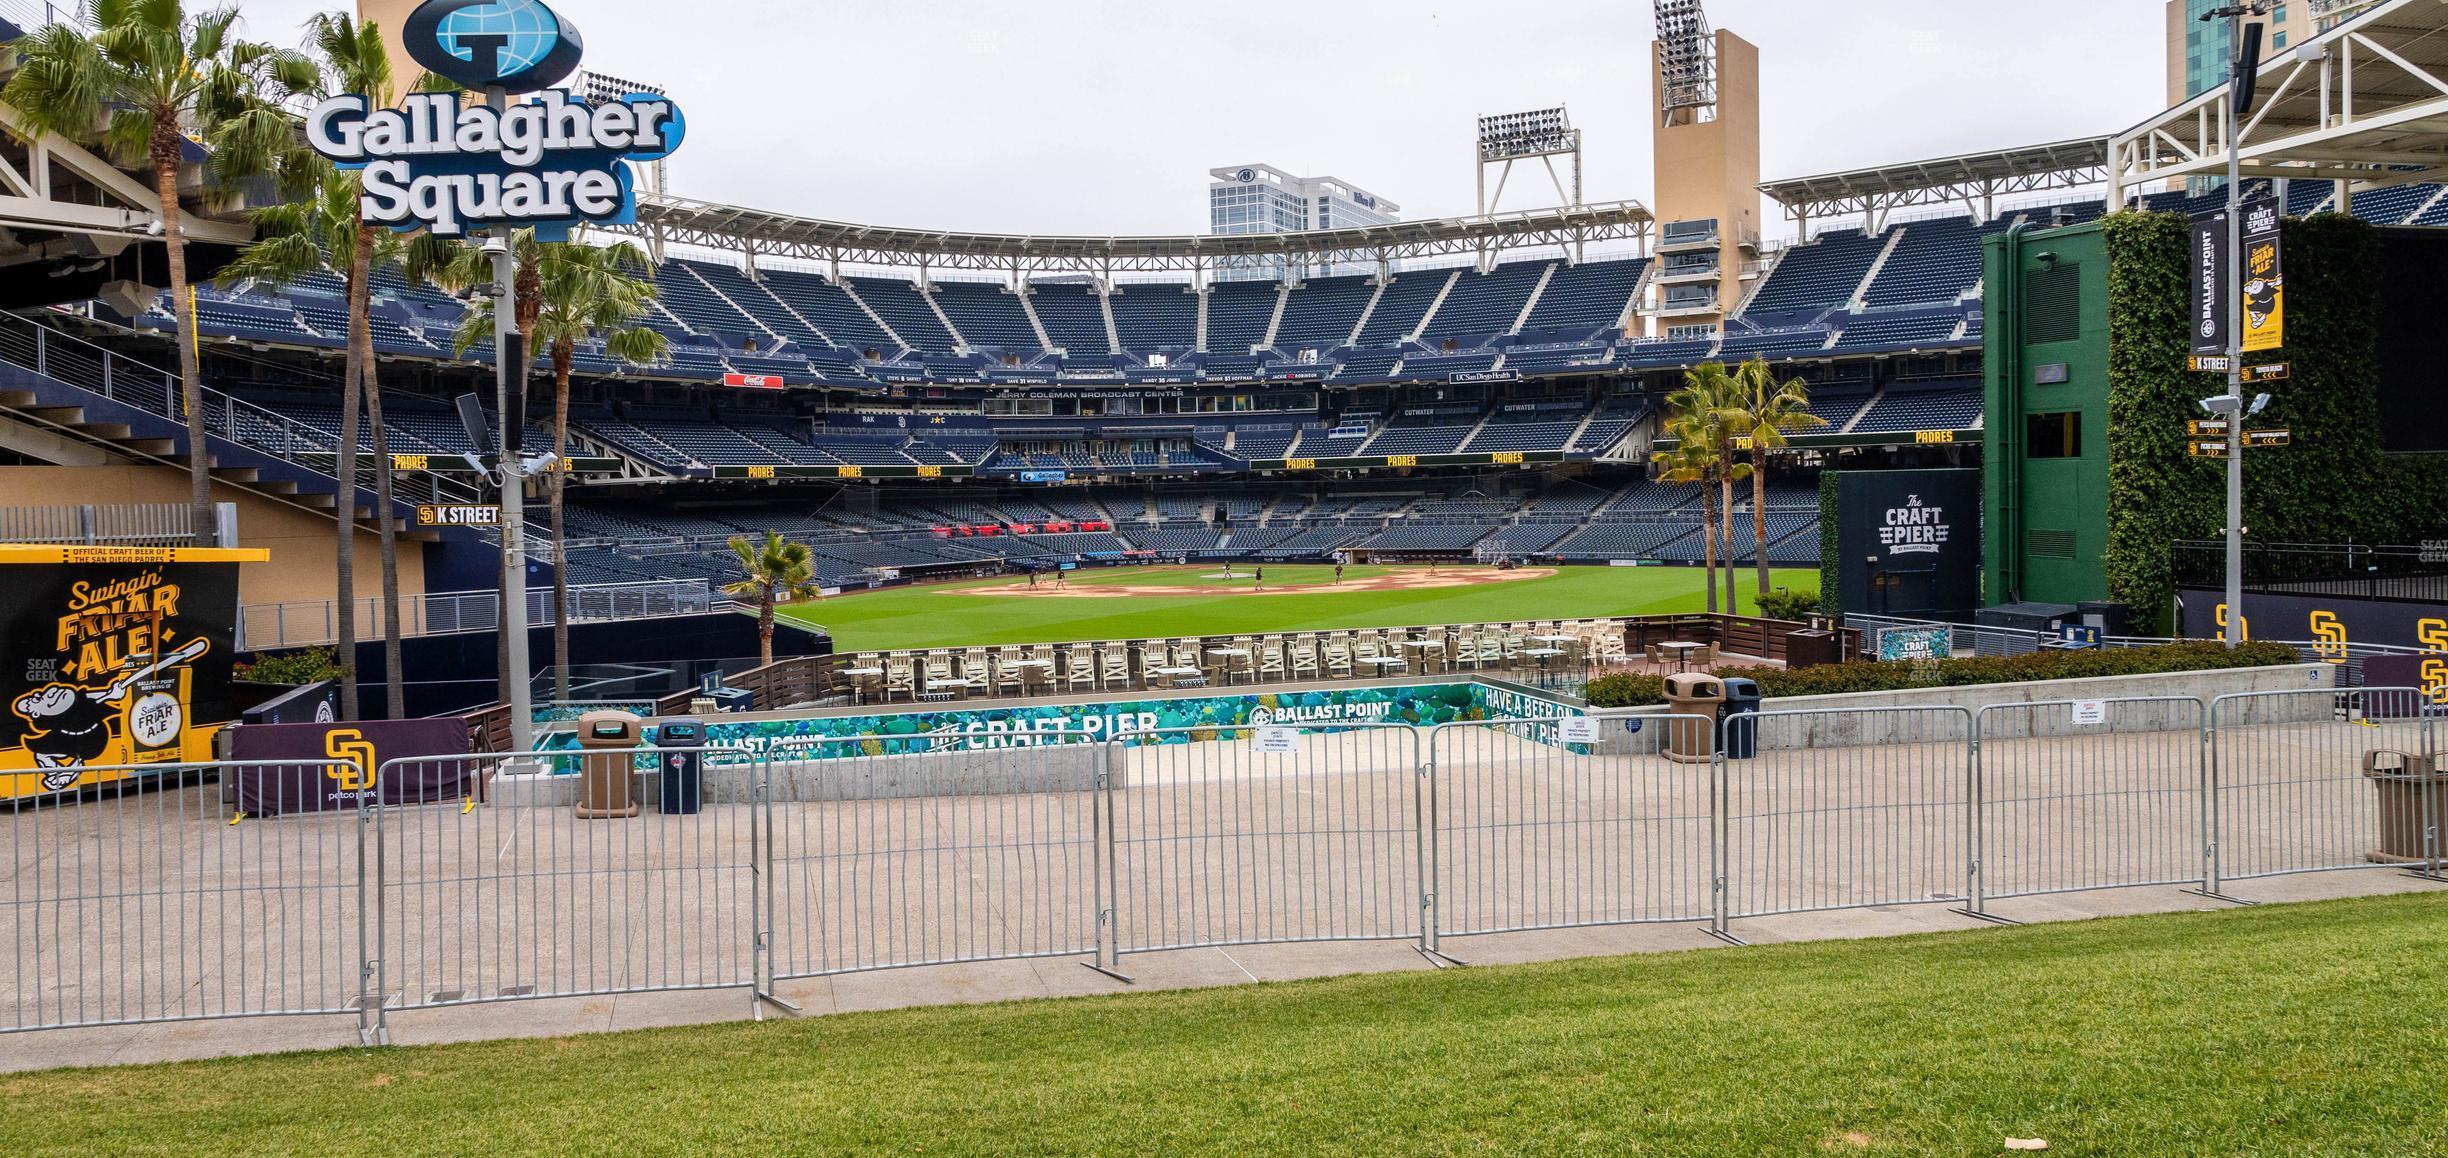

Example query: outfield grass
[786,564,1811,651]
[3,894,2441,1155]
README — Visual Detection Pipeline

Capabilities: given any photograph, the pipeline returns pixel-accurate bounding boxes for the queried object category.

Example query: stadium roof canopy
[612,194,1654,279]
[1758,137,2111,232]
[2109,0,2448,199]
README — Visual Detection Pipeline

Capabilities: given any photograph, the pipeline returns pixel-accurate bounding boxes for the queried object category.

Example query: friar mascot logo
[9,569,210,791]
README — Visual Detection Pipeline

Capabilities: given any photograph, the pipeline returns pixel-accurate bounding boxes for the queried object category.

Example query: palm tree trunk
[1752,449,1773,596]
[1719,473,1738,615]
[353,233,406,718]
[331,239,371,721]
[759,596,776,666]
[1699,483,1718,614]
[550,346,573,705]
[153,146,211,544]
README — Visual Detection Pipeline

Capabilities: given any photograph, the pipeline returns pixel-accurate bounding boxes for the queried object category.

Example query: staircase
[0,315,464,538]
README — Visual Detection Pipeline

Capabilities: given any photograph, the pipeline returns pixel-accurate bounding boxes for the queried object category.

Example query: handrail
[0,312,482,507]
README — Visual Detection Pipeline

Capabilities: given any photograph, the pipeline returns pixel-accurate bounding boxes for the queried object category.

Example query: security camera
[478,235,509,257]
[2247,392,2272,416]
[2198,393,2242,414]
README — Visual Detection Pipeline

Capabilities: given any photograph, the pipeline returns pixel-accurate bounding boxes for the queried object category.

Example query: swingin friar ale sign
[0,546,264,799]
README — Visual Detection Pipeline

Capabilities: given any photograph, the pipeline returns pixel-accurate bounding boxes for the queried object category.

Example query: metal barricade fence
[368,749,757,1033]
[756,734,1101,984]
[1971,698,2207,914]
[3,762,360,1034]
[1424,713,1715,946]
[1107,723,1421,964]
[2205,688,2438,890]
[1720,707,1976,925]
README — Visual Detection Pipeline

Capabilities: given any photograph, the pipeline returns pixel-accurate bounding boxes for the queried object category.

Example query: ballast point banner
[315,0,685,239]
[0,546,265,799]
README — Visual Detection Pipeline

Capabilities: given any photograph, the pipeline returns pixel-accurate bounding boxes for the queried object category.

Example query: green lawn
[788,564,1812,651]
[4,894,2442,1155]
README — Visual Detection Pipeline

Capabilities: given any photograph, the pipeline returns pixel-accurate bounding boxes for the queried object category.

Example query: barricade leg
[1415,731,1461,967]
[1084,741,1131,982]
[1706,751,1743,946]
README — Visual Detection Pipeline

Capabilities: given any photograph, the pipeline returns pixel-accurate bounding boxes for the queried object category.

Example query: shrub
[1753,588,1821,622]
[1583,640,2302,708]
[234,647,349,686]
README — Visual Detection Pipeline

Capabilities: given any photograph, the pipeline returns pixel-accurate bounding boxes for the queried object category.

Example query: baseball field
[778,563,1812,651]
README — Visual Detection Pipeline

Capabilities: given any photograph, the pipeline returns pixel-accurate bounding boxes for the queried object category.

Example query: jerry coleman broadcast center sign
[309,0,685,238]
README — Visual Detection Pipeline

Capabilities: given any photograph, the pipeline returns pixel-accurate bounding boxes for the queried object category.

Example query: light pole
[485,84,535,751]
[2208,1,2265,649]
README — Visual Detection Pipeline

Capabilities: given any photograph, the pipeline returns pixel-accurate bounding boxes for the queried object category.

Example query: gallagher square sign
[308,0,685,238]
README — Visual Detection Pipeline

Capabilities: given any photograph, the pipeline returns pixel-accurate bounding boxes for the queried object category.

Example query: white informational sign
[1253,725,1301,755]
[1560,717,1602,745]
[2070,700,2108,727]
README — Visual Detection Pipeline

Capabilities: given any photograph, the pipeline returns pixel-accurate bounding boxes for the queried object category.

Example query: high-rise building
[1207,164,1399,280]
[2166,0,2326,106]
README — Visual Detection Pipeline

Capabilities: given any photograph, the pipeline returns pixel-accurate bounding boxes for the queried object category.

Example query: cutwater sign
[310,0,684,237]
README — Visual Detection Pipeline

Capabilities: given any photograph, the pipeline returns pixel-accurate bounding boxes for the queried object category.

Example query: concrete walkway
[7,868,2438,1074]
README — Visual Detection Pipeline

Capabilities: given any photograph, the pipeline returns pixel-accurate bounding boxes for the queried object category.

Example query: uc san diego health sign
[307,0,684,238]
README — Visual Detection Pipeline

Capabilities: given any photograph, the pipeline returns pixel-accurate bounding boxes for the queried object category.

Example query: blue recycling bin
[657,717,705,815]
[1719,677,1762,760]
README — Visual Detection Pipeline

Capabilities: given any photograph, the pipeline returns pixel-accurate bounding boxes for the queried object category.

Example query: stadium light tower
[1475,107,1583,215]
[1655,0,1717,128]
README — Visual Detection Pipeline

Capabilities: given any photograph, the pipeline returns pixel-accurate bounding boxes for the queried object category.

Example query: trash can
[575,710,641,819]
[2362,750,2446,864]
[1719,677,1763,760]
[1662,673,1726,764]
[658,717,706,815]
[708,687,754,713]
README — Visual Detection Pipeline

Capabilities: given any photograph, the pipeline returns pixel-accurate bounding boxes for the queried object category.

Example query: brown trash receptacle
[2363,750,2445,864]
[575,710,641,819]
[1662,673,1727,764]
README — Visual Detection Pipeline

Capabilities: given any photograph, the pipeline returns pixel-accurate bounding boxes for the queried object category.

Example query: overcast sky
[236,0,2166,236]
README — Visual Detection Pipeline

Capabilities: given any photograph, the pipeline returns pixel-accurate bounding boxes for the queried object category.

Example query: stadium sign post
[2205,3,2267,649]
[304,0,686,743]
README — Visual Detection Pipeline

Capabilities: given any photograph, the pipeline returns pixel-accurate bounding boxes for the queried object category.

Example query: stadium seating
[1356,270,1454,345]
[850,277,961,354]
[1272,274,1376,350]
[1425,261,1549,339]
[1204,281,1278,352]
[1523,258,1644,331]
[1743,228,1882,316]
[1108,284,1200,349]
[1029,282,1112,356]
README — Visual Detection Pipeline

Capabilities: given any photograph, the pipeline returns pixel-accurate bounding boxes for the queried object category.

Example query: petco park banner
[309,0,685,238]
[538,683,1499,762]
[0,546,263,799]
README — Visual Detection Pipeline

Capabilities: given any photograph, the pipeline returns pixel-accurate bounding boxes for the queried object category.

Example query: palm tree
[1652,436,1722,614]
[448,238,666,698]
[1655,363,1746,615]
[4,0,307,541]
[214,13,450,719]
[216,170,372,716]
[723,532,817,668]
[1720,357,1829,598]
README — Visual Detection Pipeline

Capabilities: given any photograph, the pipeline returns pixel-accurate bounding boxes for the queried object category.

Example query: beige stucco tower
[1643,1,1760,337]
